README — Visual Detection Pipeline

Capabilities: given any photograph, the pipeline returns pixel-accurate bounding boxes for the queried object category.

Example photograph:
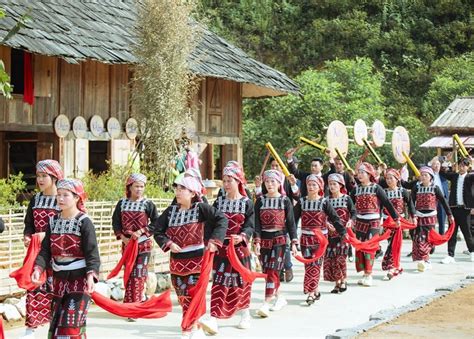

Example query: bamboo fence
[0,199,173,297]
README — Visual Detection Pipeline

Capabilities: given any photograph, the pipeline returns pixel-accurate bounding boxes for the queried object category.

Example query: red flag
[91,289,172,319]
[23,51,34,105]
[227,238,266,283]
[181,251,214,331]
[107,238,138,288]
[293,229,328,264]
[428,220,456,246]
[9,234,46,290]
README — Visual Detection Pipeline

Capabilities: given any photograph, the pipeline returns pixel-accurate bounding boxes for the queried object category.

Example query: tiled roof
[0,0,299,97]
[430,96,474,133]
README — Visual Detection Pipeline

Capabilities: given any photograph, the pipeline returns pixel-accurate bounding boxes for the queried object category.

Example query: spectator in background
[0,217,4,233]
[430,156,449,234]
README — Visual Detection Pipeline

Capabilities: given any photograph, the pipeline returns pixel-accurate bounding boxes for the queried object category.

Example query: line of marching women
[10,154,472,339]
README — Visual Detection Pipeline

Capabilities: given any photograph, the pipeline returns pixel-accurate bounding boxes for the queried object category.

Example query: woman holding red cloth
[112,174,159,316]
[21,160,63,339]
[152,174,227,339]
[411,166,453,271]
[381,168,415,279]
[254,169,298,316]
[200,162,254,334]
[32,179,100,339]
[294,174,345,304]
[350,162,399,287]
[324,173,355,294]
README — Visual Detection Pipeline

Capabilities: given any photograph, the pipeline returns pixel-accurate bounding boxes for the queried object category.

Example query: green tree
[243,58,387,177]
[422,52,474,121]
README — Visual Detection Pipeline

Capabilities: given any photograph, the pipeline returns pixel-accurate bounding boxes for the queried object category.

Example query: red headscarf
[184,168,206,195]
[358,162,377,183]
[328,173,347,194]
[306,174,324,197]
[223,163,247,197]
[385,168,401,182]
[57,179,87,212]
[125,173,147,198]
[36,159,64,180]
[174,175,202,197]
[263,169,286,196]
[420,166,434,179]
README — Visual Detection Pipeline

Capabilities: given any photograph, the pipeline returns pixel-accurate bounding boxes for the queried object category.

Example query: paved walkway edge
[326,274,474,339]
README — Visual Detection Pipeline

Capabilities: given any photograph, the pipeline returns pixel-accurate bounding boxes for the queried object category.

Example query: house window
[11,48,24,94]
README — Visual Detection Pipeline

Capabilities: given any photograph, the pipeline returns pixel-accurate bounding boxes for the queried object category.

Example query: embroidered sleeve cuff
[87,270,99,283]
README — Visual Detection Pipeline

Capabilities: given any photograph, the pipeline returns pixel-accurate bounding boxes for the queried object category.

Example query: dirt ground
[359,283,474,338]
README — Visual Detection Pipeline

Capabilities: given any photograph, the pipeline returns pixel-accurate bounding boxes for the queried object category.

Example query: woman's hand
[86,274,95,294]
[207,242,218,253]
[120,235,129,246]
[23,235,31,248]
[170,243,182,253]
[31,270,42,285]
[254,243,261,256]
[231,234,244,245]
[291,243,298,256]
[131,229,142,240]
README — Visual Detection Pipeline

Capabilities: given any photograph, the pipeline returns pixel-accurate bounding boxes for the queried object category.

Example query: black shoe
[339,282,347,293]
[406,251,412,257]
[375,249,383,259]
[430,247,435,254]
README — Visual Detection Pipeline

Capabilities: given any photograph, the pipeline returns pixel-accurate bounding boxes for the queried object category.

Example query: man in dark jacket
[440,157,474,263]
[431,156,450,234]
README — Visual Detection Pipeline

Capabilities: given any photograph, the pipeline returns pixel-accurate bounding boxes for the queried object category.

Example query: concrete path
[6,240,473,339]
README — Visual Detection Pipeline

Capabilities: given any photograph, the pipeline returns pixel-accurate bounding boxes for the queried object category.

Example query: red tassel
[227,238,266,283]
[346,227,391,253]
[91,289,172,319]
[107,238,138,287]
[23,52,34,105]
[181,251,214,331]
[9,234,46,290]
[428,220,456,246]
[293,229,328,264]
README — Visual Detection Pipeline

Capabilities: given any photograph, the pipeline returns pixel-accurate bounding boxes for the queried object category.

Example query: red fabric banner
[346,227,391,253]
[9,234,46,290]
[23,51,34,105]
[428,220,456,246]
[91,289,172,319]
[391,227,403,268]
[293,229,329,264]
[107,238,138,288]
[227,238,266,283]
[383,216,416,230]
[0,316,4,339]
[181,251,215,331]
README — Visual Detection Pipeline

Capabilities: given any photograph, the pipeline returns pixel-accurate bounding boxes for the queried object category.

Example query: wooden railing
[0,199,173,297]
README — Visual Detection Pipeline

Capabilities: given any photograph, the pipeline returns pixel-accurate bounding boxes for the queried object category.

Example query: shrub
[0,173,27,209]
[81,164,173,202]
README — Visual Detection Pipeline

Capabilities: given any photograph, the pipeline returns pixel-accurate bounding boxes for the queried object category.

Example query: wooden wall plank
[59,60,81,120]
